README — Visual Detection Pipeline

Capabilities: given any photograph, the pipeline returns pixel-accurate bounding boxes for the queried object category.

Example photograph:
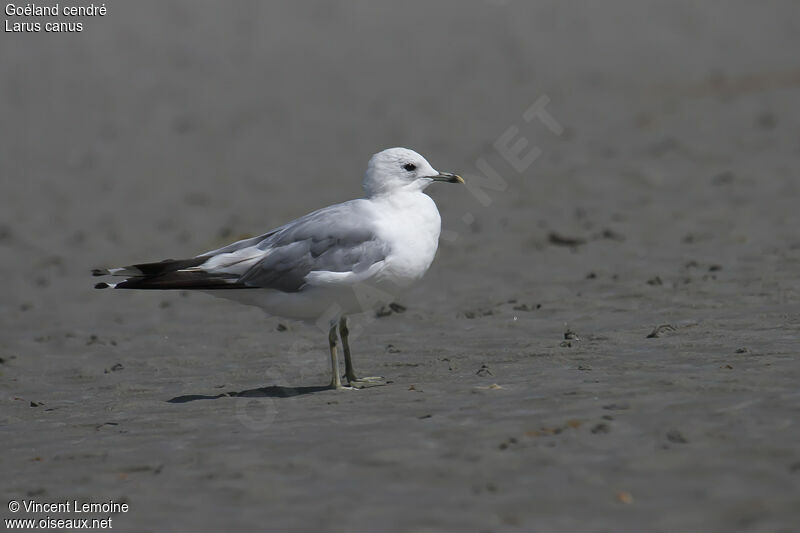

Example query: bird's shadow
[167,385,329,403]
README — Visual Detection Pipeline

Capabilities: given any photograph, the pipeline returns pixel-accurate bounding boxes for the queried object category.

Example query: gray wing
[94,199,389,292]
[236,200,389,292]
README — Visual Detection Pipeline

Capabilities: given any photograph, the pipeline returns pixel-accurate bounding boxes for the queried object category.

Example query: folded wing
[93,200,389,292]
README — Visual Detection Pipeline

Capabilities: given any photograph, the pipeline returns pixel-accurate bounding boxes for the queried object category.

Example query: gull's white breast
[371,191,442,287]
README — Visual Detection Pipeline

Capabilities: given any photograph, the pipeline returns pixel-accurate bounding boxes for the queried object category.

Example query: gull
[93,147,464,390]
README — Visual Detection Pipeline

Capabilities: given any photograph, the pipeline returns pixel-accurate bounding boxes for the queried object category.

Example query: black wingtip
[95,282,110,289]
[92,268,107,277]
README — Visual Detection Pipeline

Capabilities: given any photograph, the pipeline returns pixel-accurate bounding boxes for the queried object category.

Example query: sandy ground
[2,2,800,531]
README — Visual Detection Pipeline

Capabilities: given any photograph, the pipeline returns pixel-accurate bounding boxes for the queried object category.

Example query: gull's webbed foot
[329,381,357,391]
[346,375,387,389]
[339,316,387,389]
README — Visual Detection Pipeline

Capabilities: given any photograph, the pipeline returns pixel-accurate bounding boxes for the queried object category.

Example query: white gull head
[362,147,463,197]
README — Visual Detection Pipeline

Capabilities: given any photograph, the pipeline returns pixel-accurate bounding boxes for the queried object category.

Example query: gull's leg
[328,321,353,390]
[340,316,386,388]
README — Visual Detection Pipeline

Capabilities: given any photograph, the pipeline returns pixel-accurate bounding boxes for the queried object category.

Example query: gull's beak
[428,172,465,184]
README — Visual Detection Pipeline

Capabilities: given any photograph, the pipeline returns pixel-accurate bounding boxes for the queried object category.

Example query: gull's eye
[403,163,416,172]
